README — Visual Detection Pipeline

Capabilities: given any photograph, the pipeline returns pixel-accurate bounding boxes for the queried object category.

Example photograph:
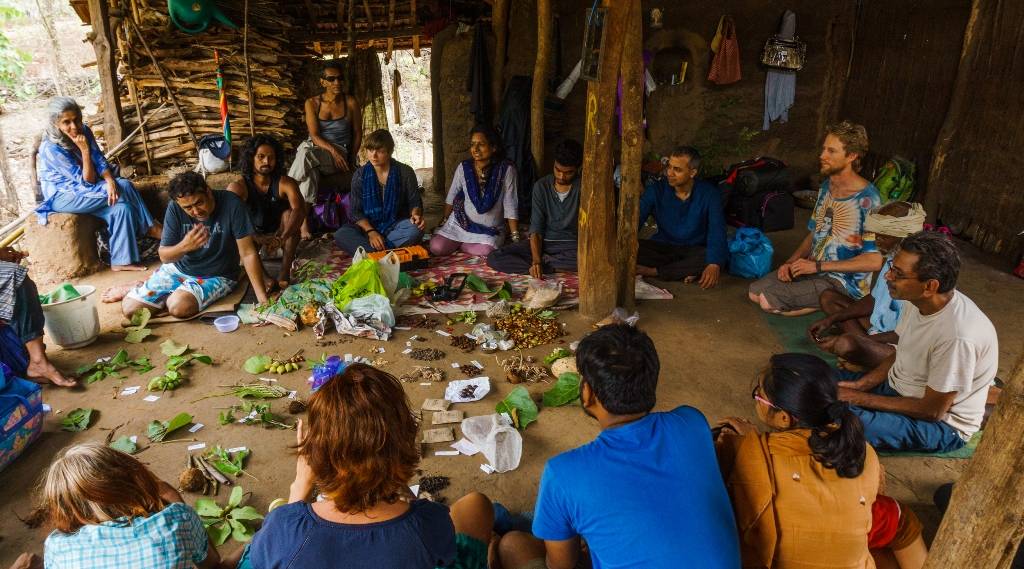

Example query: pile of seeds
[419,475,451,494]
[459,364,483,377]
[450,335,475,353]
[459,384,478,399]
[408,348,445,361]
[495,306,565,349]
[397,315,440,329]
[400,366,446,383]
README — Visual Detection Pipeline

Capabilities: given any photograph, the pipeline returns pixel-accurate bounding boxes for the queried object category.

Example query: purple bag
[309,190,350,233]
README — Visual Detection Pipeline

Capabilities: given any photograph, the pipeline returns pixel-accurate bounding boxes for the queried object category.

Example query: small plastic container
[213,315,240,333]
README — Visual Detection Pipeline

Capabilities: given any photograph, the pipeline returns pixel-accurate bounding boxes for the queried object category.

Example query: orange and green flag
[214,49,231,145]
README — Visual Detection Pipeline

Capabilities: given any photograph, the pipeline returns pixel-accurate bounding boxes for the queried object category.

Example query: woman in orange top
[716,353,880,569]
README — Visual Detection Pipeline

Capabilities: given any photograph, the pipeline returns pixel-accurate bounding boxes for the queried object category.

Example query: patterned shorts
[127,263,236,312]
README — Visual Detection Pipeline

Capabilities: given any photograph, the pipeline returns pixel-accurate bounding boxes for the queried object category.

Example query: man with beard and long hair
[748,121,883,315]
[227,135,306,289]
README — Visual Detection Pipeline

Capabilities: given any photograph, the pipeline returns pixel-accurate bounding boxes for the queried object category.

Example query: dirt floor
[0,204,1022,563]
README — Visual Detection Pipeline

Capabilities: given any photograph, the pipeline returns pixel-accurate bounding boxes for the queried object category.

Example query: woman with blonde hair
[228,362,495,569]
[39,441,219,568]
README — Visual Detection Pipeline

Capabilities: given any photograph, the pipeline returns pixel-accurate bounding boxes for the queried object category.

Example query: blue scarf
[454,159,509,236]
[361,162,400,239]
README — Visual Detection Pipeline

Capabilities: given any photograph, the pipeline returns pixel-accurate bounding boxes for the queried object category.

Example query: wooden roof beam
[303,0,318,29]
[307,25,421,42]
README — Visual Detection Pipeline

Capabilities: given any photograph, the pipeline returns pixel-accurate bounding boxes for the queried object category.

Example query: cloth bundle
[864,203,926,237]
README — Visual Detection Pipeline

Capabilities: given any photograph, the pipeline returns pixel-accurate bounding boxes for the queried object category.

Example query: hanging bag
[708,16,742,85]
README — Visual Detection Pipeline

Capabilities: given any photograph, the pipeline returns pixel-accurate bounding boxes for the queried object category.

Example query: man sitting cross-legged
[122,172,272,320]
[749,121,883,315]
[498,324,740,569]
[487,139,582,277]
[808,201,925,370]
[227,135,306,289]
[635,145,727,289]
[837,231,998,453]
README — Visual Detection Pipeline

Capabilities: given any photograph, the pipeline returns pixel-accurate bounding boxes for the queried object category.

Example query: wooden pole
[385,0,396,63]
[346,0,356,86]
[411,0,420,57]
[492,0,509,112]
[127,19,198,149]
[117,12,152,174]
[614,0,643,308]
[243,0,256,136]
[87,0,125,147]
[924,344,1024,568]
[578,0,628,321]
[530,0,551,171]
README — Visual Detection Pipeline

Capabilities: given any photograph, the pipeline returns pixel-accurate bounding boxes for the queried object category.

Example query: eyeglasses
[322,75,343,83]
[751,384,781,411]
[886,265,919,281]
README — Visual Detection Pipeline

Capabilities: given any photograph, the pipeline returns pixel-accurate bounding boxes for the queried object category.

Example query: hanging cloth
[392,69,403,125]
[467,22,491,125]
[708,16,742,85]
[214,50,231,146]
[763,11,798,130]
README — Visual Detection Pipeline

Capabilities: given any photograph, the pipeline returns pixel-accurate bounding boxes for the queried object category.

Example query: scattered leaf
[543,347,573,365]
[130,308,152,329]
[196,487,263,546]
[194,498,224,518]
[495,386,539,430]
[207,521,232,546]
[60,408,93,432]
[243,355,272,374]
[147,412,194,442]
[124,328,153,344]
[464,274,493,293]
[488,281,513,301]
[193,354,213,365]
[109,436,138,454]
[161,339,189,356]
[542,372,582,407]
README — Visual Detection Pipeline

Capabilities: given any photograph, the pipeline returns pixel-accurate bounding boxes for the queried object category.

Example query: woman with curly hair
[227,363,496,569]
[37,442,220,568]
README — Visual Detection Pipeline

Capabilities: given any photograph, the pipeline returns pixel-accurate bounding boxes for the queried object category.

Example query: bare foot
[10,553,42,569]
[683,275,698,284]
[26,358,76,387]
[112,264,148,272]
[102,282,143,303]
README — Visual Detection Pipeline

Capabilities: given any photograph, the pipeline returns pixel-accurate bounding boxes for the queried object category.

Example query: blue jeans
[848,380,966,453]
[46,179,156,265]
[333,218,423,255]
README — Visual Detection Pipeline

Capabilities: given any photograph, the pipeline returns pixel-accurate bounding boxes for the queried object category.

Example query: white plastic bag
[345,293,396,328]
[461,414,522,473]
[523,279,563,309]
[377,251,400,302]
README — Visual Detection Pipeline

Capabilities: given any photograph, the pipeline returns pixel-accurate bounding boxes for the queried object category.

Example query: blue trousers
[46,179,155,265]
[333,219,423,255]
[847,380,966,453]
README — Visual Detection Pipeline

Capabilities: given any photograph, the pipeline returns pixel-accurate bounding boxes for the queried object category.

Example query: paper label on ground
[422,398,451,411]
[344,353,353,362]
[120,386,141,396]
[434,330,451,337]
[42,404,51,413]
[143,395,160,402]
[187,442,206,451]
[395,326,412,330]
[421,427,455,444]
[452,438,480,456]
[402,348,413,354]
[227,446,248,453]
[419,382,432,386]
[432,410,465,425]
[288,390,297,399]
[188,423,204,433]
[257,377,278,383]
[434,450,459,456]
[444,377,491,403]
[451,362,460,368]
[470,360,483,369]
[409,484,420,496]
[480,464,495,474]
[129,435,138,444]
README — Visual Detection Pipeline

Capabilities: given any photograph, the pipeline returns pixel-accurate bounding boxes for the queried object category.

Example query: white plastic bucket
[41,285,100,349]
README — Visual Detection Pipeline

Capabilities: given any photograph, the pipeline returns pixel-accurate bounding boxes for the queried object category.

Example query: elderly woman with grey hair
[35,97,161,271]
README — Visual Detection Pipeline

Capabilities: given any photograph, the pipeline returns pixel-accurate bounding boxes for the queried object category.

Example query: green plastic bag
[331,259,388,310]
[39,283,80,305]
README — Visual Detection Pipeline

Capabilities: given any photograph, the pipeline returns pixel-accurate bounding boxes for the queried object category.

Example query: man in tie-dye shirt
[749,121,884,315]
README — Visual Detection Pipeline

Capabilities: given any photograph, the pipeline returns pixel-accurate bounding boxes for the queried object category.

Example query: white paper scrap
[227,446,248,453]
[143,395,160,402]
[188,423,204,433]
[435,330,451,337]
[257,377,278,383]
[406,341,412,347]
[464,333,477,341]
[288,390,297,399]
[402,348,413,354]
[409,484,420,496]
[344,353,353,362]
[419,382,432,386]
[480,463,495,474]
[42,403,52,413]
[410,335,420,341]
[120,386,141,396]
[451,362,460,368]
[435,450,460,456]
[470,360,483,369]
[96,356,111,363]
[129,435,138,444]
[395,326,412,330]
[187,442,206,451]
[452,438,480,456]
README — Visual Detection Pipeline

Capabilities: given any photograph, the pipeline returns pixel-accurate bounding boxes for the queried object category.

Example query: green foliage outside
[0,2,32,103]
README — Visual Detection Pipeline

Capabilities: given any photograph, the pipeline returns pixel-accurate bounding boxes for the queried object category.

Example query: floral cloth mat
[319,249,672,315]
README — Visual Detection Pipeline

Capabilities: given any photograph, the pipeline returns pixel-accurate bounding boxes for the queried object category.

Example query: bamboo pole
[615,0,643,308]
[411,0,419,56]
[243,0,256,136]
[385,0,396,63]
[127,19,199,150]
[578,0,628,320]
[118,17,152,174]
[492,0,509,111]
[347,0,356,85]
[924,343,1024,567]
[530,0,551,171]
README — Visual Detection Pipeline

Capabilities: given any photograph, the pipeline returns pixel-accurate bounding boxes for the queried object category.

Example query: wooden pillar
[87,0,124,147]
[924,345,1024,568]
[530,0,551,170]
[578,0,628,321]
[492,0,509,112]
[614,0,643,308]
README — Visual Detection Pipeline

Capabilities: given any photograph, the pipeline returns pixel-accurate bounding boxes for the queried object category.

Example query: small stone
[791,473,801,481]
[859,496,867,505]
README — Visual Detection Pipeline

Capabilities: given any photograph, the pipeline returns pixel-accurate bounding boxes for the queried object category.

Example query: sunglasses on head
[322,75,343,82]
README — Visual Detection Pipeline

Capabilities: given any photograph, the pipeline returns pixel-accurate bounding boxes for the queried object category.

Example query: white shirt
[435,164,518,246]
[888,291,998,438]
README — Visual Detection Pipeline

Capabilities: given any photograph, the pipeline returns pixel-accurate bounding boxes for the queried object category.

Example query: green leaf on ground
[207,521,232,546]
[161,339,189,356]
[542,372,582,407]
[495,386,539,430]
[128,357,154,374]
[109,435,138,454]
[196,486,263,546]
[543,347,573,365]
[147,412,194,442]
[192,354,213,365]
[124,328,152,344]
[130,308,152,328]
[194,498,224,518]
[488,282,513,301]
[464,274,493,293]
[60,408,93,432]
[111,349,130,366]
[243,355,271,374]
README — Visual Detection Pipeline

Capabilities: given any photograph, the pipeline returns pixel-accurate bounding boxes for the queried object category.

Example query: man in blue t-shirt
[636,146,728,289]
[497,325,740,569]
[123,172,271,319]
[807,201,925,369]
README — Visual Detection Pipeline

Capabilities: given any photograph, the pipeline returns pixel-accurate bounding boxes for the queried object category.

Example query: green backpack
[874,156,916,203]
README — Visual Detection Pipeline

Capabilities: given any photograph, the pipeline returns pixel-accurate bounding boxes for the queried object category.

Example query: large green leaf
[228,518,254,543]
[229,505,264,522]
[495,386,539,430]
[542,372,581,407]
[206,520,232,546]
[227,486,244,509]
[109,436,138,454]
[111,349,130,366]
[194,498,224,518]
[193,354,213,365]
[60,408,93,432]
[488,282,513,301]
[464,274,493,293]
[147,412,193,442]
[165,412,193,434]
[130,308,152,329]
[124,328,152,344]
[161,340,189,356]
[84,369,107,384]
[128,357,154,373]
[243,355,271,374]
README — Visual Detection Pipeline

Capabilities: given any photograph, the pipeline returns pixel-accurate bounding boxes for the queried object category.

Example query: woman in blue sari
[35,97,161,271]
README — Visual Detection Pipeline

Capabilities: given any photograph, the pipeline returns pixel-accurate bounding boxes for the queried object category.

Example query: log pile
[95,0,311,173]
